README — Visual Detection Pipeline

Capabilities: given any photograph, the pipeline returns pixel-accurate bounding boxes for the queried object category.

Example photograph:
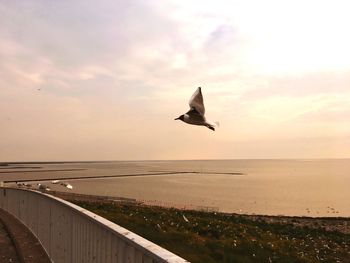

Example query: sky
[1,0,350,161]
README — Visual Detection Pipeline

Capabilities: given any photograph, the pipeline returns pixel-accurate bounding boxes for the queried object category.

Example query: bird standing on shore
[60,182,73,189]
[175,87,218,131]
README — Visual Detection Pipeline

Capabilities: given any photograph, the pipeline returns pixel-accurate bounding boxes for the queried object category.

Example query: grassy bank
[72,201,349,263]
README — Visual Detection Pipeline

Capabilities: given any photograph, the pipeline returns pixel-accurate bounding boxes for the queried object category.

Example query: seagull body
[175,87,218,131]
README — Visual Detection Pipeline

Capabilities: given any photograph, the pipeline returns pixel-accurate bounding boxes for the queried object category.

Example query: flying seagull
[175,87,218,131]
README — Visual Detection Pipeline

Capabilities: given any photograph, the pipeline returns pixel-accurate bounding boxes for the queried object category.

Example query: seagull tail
[205,120,220,131]
[207,120,220,127]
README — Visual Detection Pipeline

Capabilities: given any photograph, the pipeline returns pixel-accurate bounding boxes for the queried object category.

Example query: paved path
[0,219,19,262]
[0,209,51,263]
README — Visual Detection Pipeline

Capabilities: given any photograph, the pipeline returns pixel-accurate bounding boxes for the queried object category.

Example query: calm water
[2,159,350,217]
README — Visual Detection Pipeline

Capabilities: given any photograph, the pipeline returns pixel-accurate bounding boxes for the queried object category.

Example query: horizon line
[1,157,350,164]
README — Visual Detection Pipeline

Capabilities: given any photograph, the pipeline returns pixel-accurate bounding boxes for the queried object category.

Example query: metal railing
[0,187,189,263]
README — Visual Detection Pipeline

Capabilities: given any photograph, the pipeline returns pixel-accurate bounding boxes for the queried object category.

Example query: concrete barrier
[0,187,189,263]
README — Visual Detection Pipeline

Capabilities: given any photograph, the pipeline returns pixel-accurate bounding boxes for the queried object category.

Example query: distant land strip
[148,170,244,175]
[0,169,86,174]
[0,166,42,170]
[2,171,244,183]
[2,171,191,183]
[198,172,244,175]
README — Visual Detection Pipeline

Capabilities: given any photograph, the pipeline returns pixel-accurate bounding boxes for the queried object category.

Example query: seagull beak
[174,117,180,120]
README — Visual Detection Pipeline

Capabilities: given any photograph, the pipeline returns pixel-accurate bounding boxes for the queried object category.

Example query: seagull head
[174,115,184,121]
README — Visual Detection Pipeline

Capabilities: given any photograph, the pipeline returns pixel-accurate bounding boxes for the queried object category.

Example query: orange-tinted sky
[1,0,349,161]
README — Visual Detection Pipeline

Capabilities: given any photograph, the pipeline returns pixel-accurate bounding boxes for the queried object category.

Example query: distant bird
[23,182,32,188]
[37,183,50,191]
[51,180,60,184]
[175,87,218,131]
[60,182,73,189]
[182,214,190,223]
[16,182,32,188]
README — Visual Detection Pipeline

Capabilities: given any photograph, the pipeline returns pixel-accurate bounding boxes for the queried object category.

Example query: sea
[1,159,349,217]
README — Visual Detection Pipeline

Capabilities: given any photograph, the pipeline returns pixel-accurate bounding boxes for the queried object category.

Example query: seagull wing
[188,87,205,116]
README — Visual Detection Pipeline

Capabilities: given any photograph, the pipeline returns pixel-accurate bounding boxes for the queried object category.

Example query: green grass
[73,201,350,263]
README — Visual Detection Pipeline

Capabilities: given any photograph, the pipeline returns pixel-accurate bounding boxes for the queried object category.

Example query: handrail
[0,187,189,263]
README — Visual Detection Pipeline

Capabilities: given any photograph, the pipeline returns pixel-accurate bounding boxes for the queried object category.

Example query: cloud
[244,72,350,98]
[1,0,350,160]
[1,1,172,62]
[205,25,238,50]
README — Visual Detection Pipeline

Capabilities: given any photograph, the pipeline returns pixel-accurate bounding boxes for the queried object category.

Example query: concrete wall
[0,187,189,263]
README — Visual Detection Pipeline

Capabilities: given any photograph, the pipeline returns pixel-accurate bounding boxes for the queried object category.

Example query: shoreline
[50,190,350,217]
[2,160,349,219]
[47,190,350,235]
